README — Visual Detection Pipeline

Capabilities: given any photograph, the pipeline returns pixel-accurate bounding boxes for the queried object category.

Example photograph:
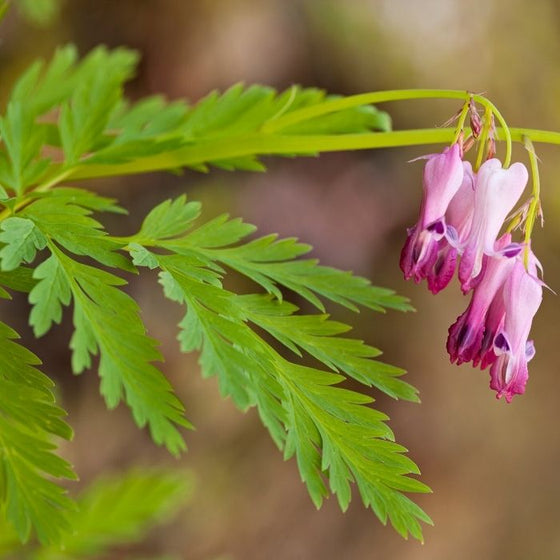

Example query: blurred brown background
[2,1,560,558]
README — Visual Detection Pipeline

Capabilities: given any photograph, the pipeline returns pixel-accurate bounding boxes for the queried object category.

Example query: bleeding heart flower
[401,141,543,403]
[426,161,476,293]
[458,159,528,293]
[447,234,517,366]
[400,143,464,292]
[488,258,542,402]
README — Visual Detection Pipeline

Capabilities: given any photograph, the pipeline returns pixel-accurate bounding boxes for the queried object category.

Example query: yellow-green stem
[474,106,492,171]
[452,99,471,145]
[261,88,513,167]
[522,136,541,268]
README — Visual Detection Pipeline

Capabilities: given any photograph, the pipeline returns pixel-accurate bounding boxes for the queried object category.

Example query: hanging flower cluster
[400,139,543,402]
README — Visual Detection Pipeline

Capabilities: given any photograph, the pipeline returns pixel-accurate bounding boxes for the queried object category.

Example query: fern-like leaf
[0,322,76,545]
[12,197,192,456]
[37,468,192,559]
[127,197,430,539]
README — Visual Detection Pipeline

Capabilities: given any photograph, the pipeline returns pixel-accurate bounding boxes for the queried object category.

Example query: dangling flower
[446,161,476,242]
[446,234,517,365]
[400,121,544,402]
[488,257,542,402]
[426,161,475,293]
[447,233,542,401]
[458,159,528,293]
[400,143,464,291]
[472,243,540,369]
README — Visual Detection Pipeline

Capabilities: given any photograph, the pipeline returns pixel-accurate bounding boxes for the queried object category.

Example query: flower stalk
[522,136,542,268]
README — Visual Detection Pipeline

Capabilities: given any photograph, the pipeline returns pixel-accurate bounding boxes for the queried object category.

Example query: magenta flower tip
[486,262,542,402]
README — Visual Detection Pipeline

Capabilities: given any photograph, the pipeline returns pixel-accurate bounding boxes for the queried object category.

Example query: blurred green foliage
[14,0,62,27]
[0,468,193,559]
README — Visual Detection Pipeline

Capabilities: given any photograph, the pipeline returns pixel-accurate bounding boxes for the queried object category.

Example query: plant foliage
[0,467,193,559]
[0,43,431,546]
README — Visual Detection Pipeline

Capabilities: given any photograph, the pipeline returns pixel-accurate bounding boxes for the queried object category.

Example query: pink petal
[446,160,476,243]
[488,261,542,402]
[459,160,528,292]
[420,143,464,227]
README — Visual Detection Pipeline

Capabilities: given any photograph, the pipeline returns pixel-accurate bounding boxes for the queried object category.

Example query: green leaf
[0,321,76,545]
[0,102,49,194]
[59,80,121,166]
[109,96,189,140]
[128,198,429,539]
[0,45,137,189]
[158,209,412,313]
[21,197,133,272]
[180,84,391,139]
[14,0,62,27]
[67,82,391,175]
[160,265,429,537]
[1,47,395,190]
[6,195,191,455]
[28,243,190,456]
[28,187,127,215]
[170,213,256,249]
[0,266,37,294]
[28,255,71,337]
[137,195,201,242]
[0,217,47,270]
[37,468,193,559]
[7,45,137,122]
[129,242,159,269]
[238,295,419,401]
[0,1,9,23]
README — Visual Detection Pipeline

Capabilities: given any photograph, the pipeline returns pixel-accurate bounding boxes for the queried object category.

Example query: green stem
[474,106,492,171]
[0,169,74,222]
[261,88,513,167]
[522,136,541,267]
[263,89,476,132]
[46,126,559,183]
[60,129,459,180]
[452,99,471,145]
[7,88,560,197]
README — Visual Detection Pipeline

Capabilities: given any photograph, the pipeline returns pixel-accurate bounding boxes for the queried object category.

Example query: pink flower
[400,143,464,292]
[489,259,542,402]
[458,159,528,293]
[446,161,476,242]
[447,234,517,365]
[400,143,543,402]
[473,245,538,368]
[447,234,542,402]
[426,161,475,293]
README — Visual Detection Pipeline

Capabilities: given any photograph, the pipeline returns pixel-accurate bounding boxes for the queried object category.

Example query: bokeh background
[2,1,560,558]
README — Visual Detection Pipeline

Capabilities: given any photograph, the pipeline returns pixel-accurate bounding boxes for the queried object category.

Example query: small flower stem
[474,106,492,171]
[522,136,541,268]
[452,100,471,145]
[486,104,511,168]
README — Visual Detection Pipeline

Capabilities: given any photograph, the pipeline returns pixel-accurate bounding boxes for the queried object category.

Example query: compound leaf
[42,245,191,456]
[37,468,192,559]
[126,198,429,540]
[0,217,47,271]
[0,322,76,545]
